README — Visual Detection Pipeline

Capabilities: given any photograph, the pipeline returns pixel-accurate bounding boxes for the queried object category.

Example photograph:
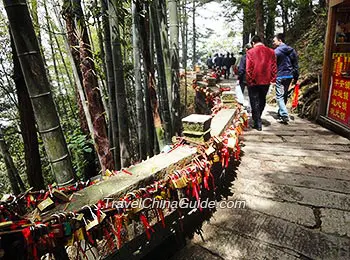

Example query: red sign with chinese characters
[328,76,350,126]
[327,54,350,126]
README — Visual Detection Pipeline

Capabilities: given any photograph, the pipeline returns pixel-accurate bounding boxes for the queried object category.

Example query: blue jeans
[275,78,293,117]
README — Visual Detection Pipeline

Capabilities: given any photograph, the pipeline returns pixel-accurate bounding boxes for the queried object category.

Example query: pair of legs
[275,78,293,118]
[224,67,230,79]
[248,85,270,129]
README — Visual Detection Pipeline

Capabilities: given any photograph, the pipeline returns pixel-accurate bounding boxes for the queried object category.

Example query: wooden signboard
[326,53,350,126]
[318,0,350,138]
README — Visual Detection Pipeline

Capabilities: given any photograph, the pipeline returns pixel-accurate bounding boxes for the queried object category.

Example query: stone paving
[172,82,350,259]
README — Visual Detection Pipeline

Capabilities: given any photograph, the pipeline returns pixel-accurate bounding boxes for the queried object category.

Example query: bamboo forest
[1,0,350,259]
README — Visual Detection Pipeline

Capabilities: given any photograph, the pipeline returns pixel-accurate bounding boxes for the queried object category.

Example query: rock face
[172,103,350,260]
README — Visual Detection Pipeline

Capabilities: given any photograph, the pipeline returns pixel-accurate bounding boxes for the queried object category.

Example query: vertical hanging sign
[327,53,350,127]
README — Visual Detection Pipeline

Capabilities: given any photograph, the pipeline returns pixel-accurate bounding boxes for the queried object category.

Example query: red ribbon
[22,227,39,260]
[104,228,114,251]
[157,209,166,228]
[140,213,154,240]
[292,84,299,108]
[191,181,202,211]
[122,169,133,175]
[115,215,123,248]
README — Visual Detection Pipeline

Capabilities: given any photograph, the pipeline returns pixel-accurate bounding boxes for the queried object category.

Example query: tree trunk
[0,127,21,194]
[265,0,277,46]
[192,0,196,69]
[30,0,50,80]
[109,0,131,167]
[181,0,188,111]
[92,2,110,121]
[242,7,250,46]
[255,0,264,42]
[63,0,114,172]
[139,2,163,154]
[150,0,173,147]
[44,2,68,119]
[168,0,181,135]
[101,0,121,169]
[157,0,172,123]
[319,0,326,9]
[10,32,45,191]
[132,1,147,161]
[4,0,76,186]
[60,7,89,134]
[139,2,155,157]
[54,6,97,179]
[279,0,289,34]
[50,20,77,119]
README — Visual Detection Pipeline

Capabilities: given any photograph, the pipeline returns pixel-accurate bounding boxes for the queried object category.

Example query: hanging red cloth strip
[115,215,123,248]
[292,84,300,108]
[140,213,154,240]
[22,227,39,260]
[157,208,166,228]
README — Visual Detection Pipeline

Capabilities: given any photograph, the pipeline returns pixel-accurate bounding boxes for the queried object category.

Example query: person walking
[233,51,242,76]
[272,33,299,123]
[206,55,214,69]
[223,52,231,79]
[246,35,277,131]
[238,43,252,94]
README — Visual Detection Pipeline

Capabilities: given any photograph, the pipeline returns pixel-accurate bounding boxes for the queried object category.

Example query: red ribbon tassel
[104,228,114,251]
[22,227,39,260]
[292,84,299,108]
[140,213,155,240]
[157,209,166,228]
[115,215,123,248]
[191,182,202,211]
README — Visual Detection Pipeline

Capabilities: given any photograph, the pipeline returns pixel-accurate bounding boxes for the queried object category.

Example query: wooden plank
[46,145,197,213]
[210,109,237,137]
[319,3,335,116]
[330,0,345,7]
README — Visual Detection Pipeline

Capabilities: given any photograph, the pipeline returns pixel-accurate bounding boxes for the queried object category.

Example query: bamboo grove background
[0,0,327,194]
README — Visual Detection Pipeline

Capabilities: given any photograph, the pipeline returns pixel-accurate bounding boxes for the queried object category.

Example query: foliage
[0,0,330,192]
[67,130,94,179]
[292,12,327,120]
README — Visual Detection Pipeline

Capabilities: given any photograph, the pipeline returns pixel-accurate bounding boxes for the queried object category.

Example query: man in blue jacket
[272,33,299,123]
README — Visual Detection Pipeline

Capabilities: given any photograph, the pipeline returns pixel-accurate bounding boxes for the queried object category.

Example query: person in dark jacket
[206,55,214,69]
[216,53,223,69]
[238,43,252,94]
[246,35,277,131]
[272,33,299,123]
[223,52,231,79]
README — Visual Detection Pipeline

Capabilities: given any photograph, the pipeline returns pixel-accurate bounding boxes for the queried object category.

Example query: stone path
[172,83,350,259]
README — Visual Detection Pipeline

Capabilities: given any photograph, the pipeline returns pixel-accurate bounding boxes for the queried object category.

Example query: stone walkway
[172,95,350,259]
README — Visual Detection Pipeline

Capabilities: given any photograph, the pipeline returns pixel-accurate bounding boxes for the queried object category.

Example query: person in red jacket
[246,35,277,131]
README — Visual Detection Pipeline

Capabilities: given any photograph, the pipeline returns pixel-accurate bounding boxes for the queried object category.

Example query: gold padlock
[213,154,220,163]
[175,175,188,189]
[37,197,54,212]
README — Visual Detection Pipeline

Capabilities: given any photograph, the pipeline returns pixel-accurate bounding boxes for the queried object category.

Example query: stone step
[240,142,350,152]
[196,208,350,259]
[244,128,337,136]
[242,145,350,159]
[243,154,350,170]
[232,178,350,211]
[228,193,316,227]
[170,244,223,260]
[243,134,350,145]
[192,224,300,260]
[239,158,350,180]
[320,208,350,238]
[236,168,350,194]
